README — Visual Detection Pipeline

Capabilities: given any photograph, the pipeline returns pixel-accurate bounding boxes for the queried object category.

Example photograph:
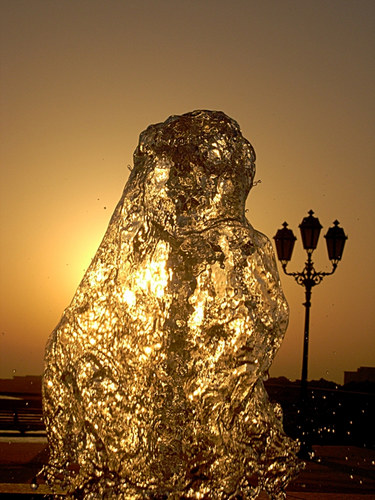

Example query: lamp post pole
[301,258,312,401]
[273,210,347,458]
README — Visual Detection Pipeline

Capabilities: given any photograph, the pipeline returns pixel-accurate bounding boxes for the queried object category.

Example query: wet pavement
[0,436,374,498]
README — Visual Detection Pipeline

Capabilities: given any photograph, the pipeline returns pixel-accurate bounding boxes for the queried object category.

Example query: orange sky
[1,0,374,383]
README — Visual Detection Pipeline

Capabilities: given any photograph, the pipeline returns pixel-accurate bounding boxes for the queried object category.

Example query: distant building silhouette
[0,375,42,394]
[344,366,375,384]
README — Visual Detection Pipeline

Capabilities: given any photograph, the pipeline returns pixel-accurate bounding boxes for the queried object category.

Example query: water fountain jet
[43,110,301,499]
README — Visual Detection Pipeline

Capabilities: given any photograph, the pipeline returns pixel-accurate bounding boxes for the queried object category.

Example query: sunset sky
[1,0,374,384]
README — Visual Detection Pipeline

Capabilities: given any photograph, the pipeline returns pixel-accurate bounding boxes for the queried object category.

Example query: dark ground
[0,440,374,498]
[0,378,374,498]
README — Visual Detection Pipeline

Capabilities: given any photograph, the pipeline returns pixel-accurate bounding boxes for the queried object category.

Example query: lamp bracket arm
[281,261,337,288]
[317,262,338,277]
[309,263,338,285]
[281,263,300,277]
[281,264,308,288]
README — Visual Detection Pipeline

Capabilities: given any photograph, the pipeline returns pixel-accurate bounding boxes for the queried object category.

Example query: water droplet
[30,478,38,490]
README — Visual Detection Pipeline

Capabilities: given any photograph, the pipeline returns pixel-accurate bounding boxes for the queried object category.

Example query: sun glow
[134,242,170,299]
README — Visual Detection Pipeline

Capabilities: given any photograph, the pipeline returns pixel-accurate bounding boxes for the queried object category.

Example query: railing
[0,394,44,434]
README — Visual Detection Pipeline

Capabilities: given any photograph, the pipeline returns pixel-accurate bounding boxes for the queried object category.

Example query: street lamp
[273,210,347,456]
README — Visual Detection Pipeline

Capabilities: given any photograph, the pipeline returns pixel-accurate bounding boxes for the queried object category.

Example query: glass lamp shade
[299,210,322,251]
[325,220,347,261]
[273,222,296,262]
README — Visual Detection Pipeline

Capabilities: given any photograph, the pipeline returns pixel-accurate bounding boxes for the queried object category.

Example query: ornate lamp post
[273,210,347,455]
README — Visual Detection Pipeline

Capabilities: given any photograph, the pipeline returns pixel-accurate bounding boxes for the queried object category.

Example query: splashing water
[43,111,302,498]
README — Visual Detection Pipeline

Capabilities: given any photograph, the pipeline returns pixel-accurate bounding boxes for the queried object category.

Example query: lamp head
[299,210,322,252]
[325,220,347,262]
[273,222,296,263]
